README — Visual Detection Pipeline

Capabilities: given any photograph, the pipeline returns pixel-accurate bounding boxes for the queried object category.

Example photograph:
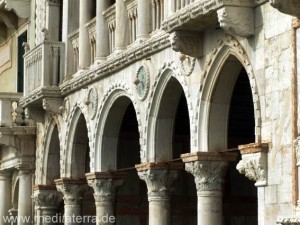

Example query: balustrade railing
[24,41,65,94]
[0,93,30,127]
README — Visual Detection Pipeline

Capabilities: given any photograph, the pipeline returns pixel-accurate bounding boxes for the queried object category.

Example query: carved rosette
[138,169,178,200]
[55,180,89,206]
[169,31,203,58]
[270,0,300,18]
[134,65,150,101]
[86,173,124,206]
[32,189,62,208]
[185,161,228,193]
[180,54,196,76]
[236,143,269,187]
[217,6,254,37]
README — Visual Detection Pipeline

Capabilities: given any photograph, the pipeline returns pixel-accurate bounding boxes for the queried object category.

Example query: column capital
[237,142,269,187]
[55,178,89,206]
[32,185,62,208]
[136,163,181,200]
[86,172,125,204]
[181,152,236,194]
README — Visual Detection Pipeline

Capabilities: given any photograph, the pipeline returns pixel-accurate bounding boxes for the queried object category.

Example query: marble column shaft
[79,0,94,69]
[138,169,178,225]
[115,0,128,53]
[0,171,12,225]
[18,170,33,225]
[95,0,110,62]
[137,0,151,39]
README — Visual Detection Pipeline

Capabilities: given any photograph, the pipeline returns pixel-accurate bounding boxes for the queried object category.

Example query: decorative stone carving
[4,0,30,19]
[185,160,228,193]
[277,217,300,225]
[42,98,63,115]
[86,172,124,205]
[32,189,62,208]
[217,6,254,37]
[169,31,203,58]
[270,0,300,18]
[179,54,196,76]
[25,106,44,123]
[295,137,300,166]
[55,179,89,205]
[85,86,98,120]
[236,143,269,187]
[134,65,150,101]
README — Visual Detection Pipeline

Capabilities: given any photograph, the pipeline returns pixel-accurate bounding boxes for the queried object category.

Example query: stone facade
[0,0,300,225]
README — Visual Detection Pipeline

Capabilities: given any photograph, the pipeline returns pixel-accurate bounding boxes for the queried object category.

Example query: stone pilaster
[0,171,12,225]
[55,178,89,225]
[136,163,182,225]
[17,168,33,225]
[86,172,125,225]
[137,0,151,40]
[32,185,62,225]
[181,152,236,225]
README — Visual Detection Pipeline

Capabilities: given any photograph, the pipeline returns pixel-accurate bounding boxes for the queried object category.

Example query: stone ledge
[238,142,269,155]
[181,151,237,163]
[33,184,57,191]
[54,178,87,185]
[277,217,300,225]
[85,171,126,180]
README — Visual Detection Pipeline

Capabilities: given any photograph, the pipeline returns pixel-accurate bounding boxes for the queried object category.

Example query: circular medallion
[86,86,98,120]
[180,54,196,76]
[134,65,150,101]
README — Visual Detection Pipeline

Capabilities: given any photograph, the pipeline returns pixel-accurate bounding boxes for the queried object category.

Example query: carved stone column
[79,0,94,69]
[270,0,300,18]
[45,0,61,41]
[32,185,62,225]
[18,168,33,225]
[136,163,181,225]
[86,172,125,225]
[0,171,12,225]
[115,0,128,53]
[95,0,110,63]
[181,152,236,225]
[236,143,269,225]
[55,178,89,225]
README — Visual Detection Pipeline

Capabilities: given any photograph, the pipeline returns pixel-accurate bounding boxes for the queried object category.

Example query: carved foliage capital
[170,31,203,58]
[56,183,89,205]
[138,169,178,199]
[32,190,62,208]
[185,161,228,193]
[236,152,267,187]
[87,178,123,203]
[217,6,254,38]
[270,0,300,17]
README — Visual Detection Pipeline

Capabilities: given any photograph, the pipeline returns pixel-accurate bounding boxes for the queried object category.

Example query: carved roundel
[86,86,98,120]
[180,54,196,76]
[62,98,70,122]
[134,65,150,101]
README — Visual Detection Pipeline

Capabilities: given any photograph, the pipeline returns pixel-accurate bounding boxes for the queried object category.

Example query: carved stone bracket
[237,143,269,187]
[42,98,63,115]
[4,0,30,19]
[25,106,44,123]
[55,178,89,206]
[86,172,125,205]
[136,163,182,200]
[217,6,254,38]
[270,0,300,18]
[181,152,236,194]
[169,31,203,58]
[32,186,62,208]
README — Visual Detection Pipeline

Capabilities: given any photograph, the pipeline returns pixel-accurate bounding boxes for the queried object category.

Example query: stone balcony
[20,41,65,122]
